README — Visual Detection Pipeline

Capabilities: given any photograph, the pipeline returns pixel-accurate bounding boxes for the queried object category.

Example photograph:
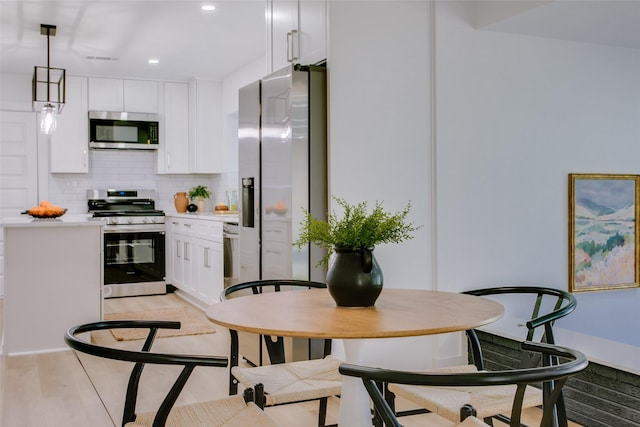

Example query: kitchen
[1,1,640,425]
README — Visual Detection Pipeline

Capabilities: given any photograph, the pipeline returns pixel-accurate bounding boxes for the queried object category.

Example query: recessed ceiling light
[201,4,215,12]
[148,58,159,65]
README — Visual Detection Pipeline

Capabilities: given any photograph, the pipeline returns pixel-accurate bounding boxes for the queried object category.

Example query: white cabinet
[50,76,89,173]
[88,77,158,113]
[269,0,326,72]
[88,77,123,111]
[298,0,327,65]
[271,0,299,72]
[168,216,224,305]
[158,82,190,173]
[124,80,159,113]
[189,79,223,173]
[158,80,222,174]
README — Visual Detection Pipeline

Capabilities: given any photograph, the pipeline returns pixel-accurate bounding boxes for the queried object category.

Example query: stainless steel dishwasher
[223,222,239,288]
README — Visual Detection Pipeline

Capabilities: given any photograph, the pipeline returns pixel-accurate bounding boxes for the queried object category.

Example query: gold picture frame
[569,173,640,292]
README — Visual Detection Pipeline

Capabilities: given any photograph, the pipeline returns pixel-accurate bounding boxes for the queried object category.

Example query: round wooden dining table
[206,287,504,427]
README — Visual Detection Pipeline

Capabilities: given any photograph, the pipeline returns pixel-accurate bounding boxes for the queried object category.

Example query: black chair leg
[254,383,266,409]
[318,397,328,427]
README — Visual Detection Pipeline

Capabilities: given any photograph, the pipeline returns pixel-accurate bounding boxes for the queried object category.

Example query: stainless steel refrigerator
[238,64,327,285]
[237,65,327,365]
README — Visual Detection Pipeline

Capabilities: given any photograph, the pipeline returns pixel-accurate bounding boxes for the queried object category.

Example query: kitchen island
[1,215,104,355]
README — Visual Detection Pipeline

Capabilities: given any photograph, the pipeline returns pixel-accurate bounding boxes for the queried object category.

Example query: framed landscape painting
[569,174,640,292]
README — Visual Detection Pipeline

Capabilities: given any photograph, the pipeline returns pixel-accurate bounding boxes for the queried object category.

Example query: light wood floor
[0,294,581,427]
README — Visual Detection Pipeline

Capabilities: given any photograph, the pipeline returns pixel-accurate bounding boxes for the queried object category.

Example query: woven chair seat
[389,364,543,423]
[126,394,281,427]
[232,355,343,406]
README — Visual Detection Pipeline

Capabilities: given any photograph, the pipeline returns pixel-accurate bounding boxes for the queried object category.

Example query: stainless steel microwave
[89,111,159,150]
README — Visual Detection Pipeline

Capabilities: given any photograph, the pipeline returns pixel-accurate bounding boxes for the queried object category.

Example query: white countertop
[1,214,104,228]
[166,212,239,223]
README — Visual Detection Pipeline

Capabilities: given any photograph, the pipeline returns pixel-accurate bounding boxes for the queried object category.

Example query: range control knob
[142,217,149,223]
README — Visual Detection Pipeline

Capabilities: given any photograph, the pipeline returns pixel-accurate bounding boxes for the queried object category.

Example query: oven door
[103,229,166,298]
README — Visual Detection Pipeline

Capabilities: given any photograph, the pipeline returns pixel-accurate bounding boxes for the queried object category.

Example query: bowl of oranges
[27,201,67,218]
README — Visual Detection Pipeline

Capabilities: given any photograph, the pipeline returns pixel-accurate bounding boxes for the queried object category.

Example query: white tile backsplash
[48,150,237,214]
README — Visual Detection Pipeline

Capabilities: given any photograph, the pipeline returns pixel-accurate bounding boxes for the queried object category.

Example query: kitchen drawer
[170,217,222,241]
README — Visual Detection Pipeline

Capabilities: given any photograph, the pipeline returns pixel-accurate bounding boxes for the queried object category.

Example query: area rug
[104,308,216,341]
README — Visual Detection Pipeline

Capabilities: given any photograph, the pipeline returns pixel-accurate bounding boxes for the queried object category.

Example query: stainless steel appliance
[238,64,327,284]
[88,189,166,298]
[223,222,239,288]
[89,111,159,150]
[238,64,327,366]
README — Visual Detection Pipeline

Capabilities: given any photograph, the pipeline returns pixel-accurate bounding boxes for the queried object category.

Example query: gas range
[88,189,165,231]
[88,189,167,298]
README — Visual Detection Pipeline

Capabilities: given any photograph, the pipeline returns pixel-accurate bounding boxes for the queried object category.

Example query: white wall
[434,1,640,369]
[328,0,443,369]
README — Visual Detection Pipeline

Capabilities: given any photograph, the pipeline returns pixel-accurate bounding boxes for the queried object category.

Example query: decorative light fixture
[32,24,66,135]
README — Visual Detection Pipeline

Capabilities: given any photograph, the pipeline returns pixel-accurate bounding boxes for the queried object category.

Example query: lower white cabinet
[168,216,223,305]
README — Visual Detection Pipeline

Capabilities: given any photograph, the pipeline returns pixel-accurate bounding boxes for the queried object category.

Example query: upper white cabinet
[158,79,222,175]
[298,0,326,65]
[269,0,326,72]
[50,76,89,173]
[189,79,223,174]
[88,77,122,111]
[271,0,299,72]
[124,80,159,113]
[158,82,190,174]
[88,77,158,113]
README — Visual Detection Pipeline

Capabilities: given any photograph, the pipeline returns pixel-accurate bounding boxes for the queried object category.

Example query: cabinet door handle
[83,149,88,168]
[167,153,171,169]
[184,242,190,260]
[291,29,298,61]
[177,239,181,258]
[287,30,299,62]
[204,247,210,268]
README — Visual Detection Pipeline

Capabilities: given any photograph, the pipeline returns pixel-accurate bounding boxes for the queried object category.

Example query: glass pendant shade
[40,104,57,134]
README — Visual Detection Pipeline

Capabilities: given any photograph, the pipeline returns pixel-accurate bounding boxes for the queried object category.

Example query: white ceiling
[0,1,638,84]
[0,0,266,82]
[475,0,640,50]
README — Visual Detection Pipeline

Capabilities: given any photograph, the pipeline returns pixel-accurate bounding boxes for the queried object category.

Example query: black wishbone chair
[341,341,588,427]
[221,280,343,427]
[65,320,282,427]
[386,286,577,427]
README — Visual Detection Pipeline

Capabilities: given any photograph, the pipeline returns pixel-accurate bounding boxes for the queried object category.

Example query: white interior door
[0,111,39,296]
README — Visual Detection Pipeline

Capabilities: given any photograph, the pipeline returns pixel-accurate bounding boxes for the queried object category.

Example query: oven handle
[103,226,166,234]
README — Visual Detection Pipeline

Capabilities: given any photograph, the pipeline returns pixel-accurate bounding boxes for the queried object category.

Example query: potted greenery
[295,197,420,307]
[188,185,211,213]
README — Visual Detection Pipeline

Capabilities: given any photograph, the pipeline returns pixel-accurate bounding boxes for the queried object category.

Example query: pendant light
[32,24,66,135]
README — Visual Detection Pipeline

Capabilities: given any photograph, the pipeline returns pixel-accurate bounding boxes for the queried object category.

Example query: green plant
[295,197,421,266]
[188,185,211,200]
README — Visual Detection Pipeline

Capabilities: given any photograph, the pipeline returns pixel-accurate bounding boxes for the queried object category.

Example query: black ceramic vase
[325,247,383,307]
